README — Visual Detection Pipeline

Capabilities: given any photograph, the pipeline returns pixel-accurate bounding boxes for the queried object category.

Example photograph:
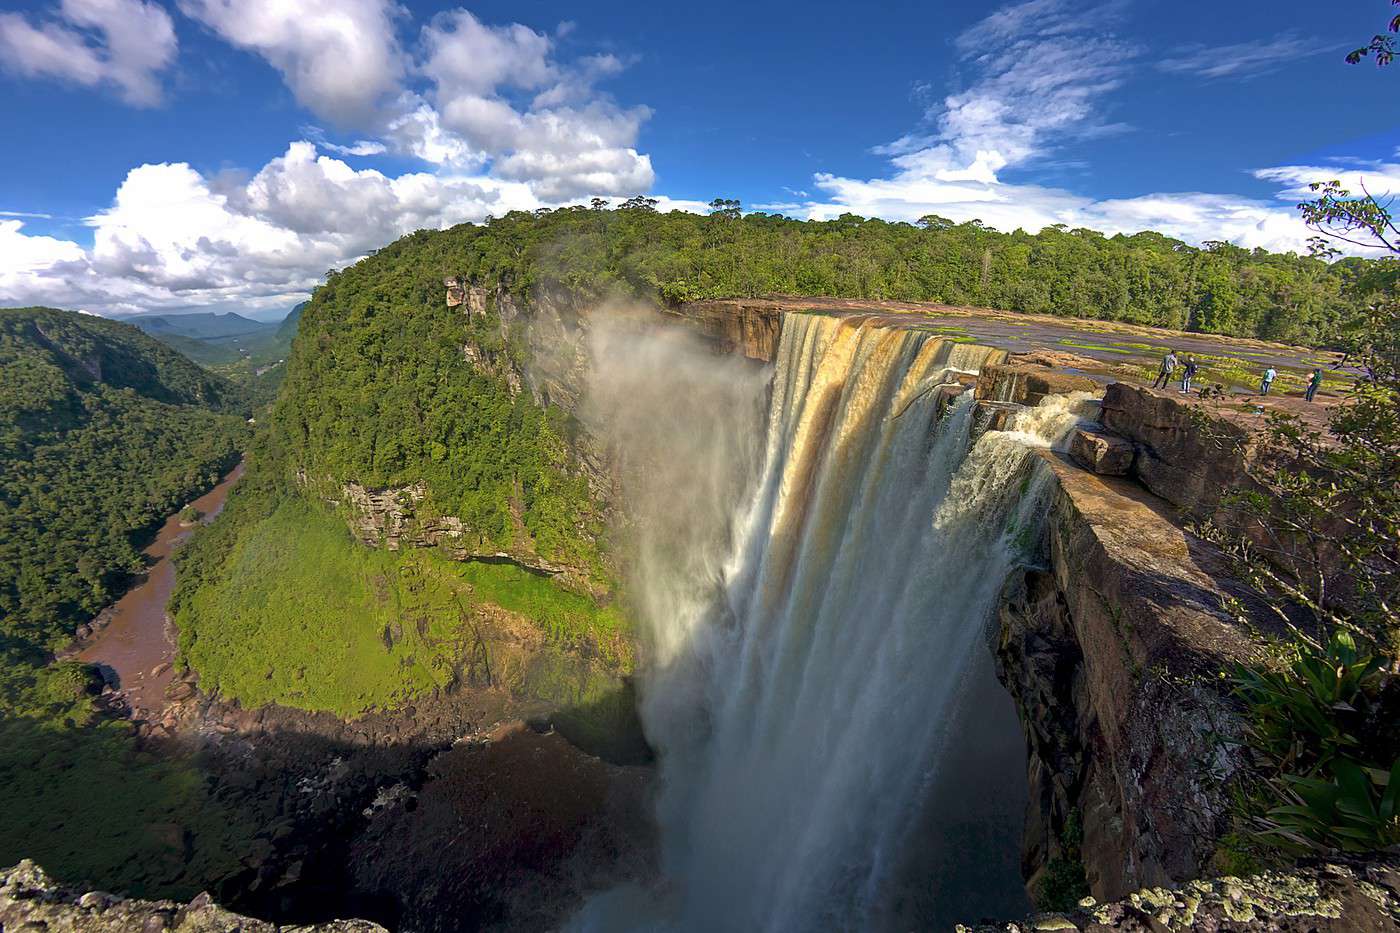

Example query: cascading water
[576,312,1098,932]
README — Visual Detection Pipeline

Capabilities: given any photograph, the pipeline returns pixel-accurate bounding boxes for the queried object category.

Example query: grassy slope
[177,497,629,719]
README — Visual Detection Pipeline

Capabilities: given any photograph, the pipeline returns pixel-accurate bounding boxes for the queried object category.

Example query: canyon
[38,284,1386,931]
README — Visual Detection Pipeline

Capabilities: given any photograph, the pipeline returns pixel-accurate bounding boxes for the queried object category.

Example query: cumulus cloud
[412,9,654,199]
[0,143,543,315]
[177,0,406,125]
[1158,33,1332,80]
[0,0,177,106]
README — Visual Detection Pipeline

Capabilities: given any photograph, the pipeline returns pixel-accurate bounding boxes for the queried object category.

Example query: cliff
[997,450,1273,901]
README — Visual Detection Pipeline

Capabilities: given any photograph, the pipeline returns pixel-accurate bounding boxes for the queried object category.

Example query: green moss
[1035,811,1090,911]
[1058,338,1134,354]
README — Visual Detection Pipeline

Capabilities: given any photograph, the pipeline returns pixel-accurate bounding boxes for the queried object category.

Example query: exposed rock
[976,362,1100,406]
[1099,383,1268,515]
[974,400,1027,434]
[1069,427,1134,476]
[665,299,783,362]
[998,451,1276,902]
[443,277,465,308]
[338,481,579,582]
[959,854,1400,931]
[0,860,386,931]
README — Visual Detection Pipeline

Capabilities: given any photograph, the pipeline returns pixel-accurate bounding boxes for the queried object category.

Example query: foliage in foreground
[1218,176,1399,861]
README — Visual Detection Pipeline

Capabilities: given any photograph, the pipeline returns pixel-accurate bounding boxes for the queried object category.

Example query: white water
[576,313,1096,932]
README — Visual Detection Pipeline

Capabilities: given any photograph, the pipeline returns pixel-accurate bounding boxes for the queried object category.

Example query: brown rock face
[1099,382,1266,515]
[997,451,1275,902]
[975,362,1100,406]
[665,299,783,362]
[1069,427,1134,476]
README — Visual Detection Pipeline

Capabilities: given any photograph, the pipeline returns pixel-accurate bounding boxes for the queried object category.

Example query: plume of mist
[580,306,770,688]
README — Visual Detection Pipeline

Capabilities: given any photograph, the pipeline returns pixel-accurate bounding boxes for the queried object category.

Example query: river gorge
[11,293,1396,933]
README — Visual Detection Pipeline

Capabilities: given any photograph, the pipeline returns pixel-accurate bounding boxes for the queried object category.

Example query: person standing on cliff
[1180,356,1199,394]
[1306,367,1323,402]
[1152,350,1177,389]
[1259,367,1277,396]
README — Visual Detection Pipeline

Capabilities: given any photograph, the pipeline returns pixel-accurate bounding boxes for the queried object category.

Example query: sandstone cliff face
[997,449,1275,903]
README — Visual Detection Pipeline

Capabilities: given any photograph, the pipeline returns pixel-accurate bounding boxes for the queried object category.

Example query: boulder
[1069,427,1134,476]
[975,362,1100,406]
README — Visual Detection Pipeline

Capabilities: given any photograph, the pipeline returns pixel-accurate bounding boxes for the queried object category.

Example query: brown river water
[77,461,244,717]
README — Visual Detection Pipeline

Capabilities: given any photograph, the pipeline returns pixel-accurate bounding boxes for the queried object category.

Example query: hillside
[0,307,256,899]
[169,206,1390,727]
[0,307,248,650]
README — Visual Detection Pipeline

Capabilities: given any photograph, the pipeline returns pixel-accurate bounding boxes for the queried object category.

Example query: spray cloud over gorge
[572,310,1101,930]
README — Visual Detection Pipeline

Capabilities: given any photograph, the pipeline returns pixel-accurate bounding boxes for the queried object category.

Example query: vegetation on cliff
[1214,180,1400,864]
[175,496,627,717]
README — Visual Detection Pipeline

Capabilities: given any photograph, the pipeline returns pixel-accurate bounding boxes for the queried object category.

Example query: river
[77,461,244,717]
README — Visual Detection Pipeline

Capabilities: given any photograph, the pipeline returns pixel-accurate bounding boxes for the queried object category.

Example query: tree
[917,214,954,230]
[618,196,658,212]
[708,197,741,219]
[1347,0,1400,66]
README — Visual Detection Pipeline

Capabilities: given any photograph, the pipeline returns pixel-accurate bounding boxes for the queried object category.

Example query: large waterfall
[577,312,1096,932]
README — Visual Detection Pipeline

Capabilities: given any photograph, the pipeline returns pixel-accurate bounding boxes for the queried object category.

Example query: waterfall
[575,312,1096,932]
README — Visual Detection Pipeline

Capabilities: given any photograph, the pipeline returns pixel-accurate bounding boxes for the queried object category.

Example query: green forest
[372,204,1381,346]
[0,307,255,896]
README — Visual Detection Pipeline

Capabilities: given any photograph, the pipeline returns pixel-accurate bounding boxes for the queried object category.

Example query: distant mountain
[116,310,293,367]
[276,301,307,342]
[119,311,271,341]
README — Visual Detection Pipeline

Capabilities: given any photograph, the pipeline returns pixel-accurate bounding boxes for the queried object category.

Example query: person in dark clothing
[1152,350,1177,389]
[1306,368,1323,402]
[1180,356,1199,394]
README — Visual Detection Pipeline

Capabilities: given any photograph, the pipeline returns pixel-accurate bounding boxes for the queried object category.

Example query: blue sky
[1,0,1396,316]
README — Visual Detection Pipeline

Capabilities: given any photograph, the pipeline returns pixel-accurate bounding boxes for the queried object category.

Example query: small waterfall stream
[576,312,1097,932]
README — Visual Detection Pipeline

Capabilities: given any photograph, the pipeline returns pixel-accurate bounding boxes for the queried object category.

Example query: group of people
[1151,350,1325,402]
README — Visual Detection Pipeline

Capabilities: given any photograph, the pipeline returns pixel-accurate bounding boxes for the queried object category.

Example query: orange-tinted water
[78,461,244,717]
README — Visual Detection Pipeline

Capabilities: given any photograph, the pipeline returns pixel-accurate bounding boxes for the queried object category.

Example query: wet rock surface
[960,854,1400,931]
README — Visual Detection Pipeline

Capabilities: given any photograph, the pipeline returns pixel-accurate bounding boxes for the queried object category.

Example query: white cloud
[1158,33,1331,80]
[0,0,177,106]
[787,0,1358,254]
[177,0,405,125]
[406,10,654,200]
[0,143,542,316]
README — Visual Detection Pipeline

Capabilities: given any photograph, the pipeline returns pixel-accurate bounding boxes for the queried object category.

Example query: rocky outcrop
[997,450,1275,902]
[1099,383,1272,516]
[1069,427,1134,476]
[960,854,1400,931]
[665,299,783,362]
[339,482,564,570]
[0,860,385,932]
[976,361,1100,406]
